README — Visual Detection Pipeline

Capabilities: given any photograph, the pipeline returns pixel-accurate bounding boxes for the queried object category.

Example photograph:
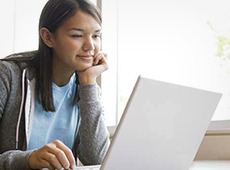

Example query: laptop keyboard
[74,165,101,170]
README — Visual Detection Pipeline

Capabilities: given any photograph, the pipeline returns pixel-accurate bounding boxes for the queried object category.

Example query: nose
[83,37,95,52]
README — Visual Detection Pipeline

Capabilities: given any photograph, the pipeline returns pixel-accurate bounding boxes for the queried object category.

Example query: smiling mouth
[78,55,93,60]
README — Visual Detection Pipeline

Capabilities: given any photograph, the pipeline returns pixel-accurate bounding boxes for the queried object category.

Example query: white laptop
[75,75,222,170]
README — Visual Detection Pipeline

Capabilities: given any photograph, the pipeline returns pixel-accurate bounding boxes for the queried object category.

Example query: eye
[92,34,101,39]
[71,34,83,38]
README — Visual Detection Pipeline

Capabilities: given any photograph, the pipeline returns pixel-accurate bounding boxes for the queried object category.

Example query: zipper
[16,69,26,149]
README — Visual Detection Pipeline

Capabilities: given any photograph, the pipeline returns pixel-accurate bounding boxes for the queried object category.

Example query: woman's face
[50,10,101,73]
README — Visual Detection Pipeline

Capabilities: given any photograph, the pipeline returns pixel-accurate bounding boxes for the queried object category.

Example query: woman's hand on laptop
[28,140,76,170]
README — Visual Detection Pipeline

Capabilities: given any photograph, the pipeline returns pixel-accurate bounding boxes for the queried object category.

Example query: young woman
[0,0,110,169]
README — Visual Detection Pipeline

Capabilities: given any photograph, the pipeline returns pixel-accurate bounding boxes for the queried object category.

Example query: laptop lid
[101,75,222,170]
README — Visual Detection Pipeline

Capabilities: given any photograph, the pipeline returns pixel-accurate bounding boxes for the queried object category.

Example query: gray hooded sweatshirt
[0,52,110,170]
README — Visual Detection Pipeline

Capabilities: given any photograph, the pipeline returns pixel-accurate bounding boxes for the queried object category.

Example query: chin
[76,65,92,72]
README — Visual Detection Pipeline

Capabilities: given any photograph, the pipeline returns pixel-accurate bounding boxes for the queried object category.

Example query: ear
[39,27,54,48]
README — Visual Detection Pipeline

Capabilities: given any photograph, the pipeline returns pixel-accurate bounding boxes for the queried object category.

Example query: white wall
[0,0,47,58]
[0,0,15,58]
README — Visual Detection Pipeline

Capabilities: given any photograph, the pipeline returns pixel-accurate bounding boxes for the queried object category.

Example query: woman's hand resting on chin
[77,52,108,85]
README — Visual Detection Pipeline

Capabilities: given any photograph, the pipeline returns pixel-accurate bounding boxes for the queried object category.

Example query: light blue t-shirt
[28,74,78,150]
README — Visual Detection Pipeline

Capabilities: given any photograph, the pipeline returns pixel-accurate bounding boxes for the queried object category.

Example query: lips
[78,55,93,60]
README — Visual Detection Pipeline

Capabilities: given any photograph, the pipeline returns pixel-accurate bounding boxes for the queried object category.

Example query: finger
[95,55,107,66]
[94,53,107,65]
[93,60,109,75]
[39,158,56,170]
[63,148,76,170]
[42,152,63,170]
[96,55,108,70]
[47,147,70,169]
[52,140,76,169]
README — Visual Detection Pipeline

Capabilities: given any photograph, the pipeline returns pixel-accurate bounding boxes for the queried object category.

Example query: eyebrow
[68,28,101,33]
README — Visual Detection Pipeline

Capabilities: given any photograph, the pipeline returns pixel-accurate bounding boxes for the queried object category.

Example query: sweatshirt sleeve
[76,84,110,165]
[0,150,32,170]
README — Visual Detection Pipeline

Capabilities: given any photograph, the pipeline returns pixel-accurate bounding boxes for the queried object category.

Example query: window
[101,0,230,126]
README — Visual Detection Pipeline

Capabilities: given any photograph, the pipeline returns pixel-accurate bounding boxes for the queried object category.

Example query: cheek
[62,41,79,51]
[54,36,81,51]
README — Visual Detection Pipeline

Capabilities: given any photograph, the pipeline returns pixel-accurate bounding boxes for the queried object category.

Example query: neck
[52,68,75,87]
